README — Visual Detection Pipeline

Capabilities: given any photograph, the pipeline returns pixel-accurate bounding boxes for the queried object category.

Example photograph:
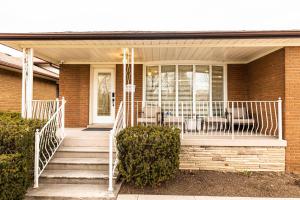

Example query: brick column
[285,47,300,173]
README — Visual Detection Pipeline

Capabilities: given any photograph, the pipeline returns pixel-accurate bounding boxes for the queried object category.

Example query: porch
[0,34,292,197]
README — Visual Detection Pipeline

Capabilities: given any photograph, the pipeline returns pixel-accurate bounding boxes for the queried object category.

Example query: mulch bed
[120,170,300,197]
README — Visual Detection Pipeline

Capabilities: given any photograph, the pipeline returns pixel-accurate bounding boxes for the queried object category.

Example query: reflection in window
[178,65,193,116]
[146,66,159,103]
[161,65,176,116]
[212,66,224,116]
[195,65,209,116]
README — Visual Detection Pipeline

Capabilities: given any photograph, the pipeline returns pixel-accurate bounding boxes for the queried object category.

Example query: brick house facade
[1,31,299,174]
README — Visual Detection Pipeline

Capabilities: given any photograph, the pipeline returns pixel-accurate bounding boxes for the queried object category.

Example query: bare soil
[120,170,300,197]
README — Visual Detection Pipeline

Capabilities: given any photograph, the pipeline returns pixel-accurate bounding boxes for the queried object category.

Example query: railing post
[34,130,40,188]
[181,102,184,139]
[61,97,65,138]
[56,98,59,133]
[108,130,113,192]
[231,102,234,140]
[278,97,283,140]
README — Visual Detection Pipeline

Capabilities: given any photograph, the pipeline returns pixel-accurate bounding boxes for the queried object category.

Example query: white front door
[93,68,115,123]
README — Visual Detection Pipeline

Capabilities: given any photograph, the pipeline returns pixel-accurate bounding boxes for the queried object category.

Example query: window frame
[143,63,228,116]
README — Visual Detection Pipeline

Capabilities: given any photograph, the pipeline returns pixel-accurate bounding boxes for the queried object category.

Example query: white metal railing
[34,97,66,188]
[133,98,283,140]
[108,101,124,192]
[32,99,62,120]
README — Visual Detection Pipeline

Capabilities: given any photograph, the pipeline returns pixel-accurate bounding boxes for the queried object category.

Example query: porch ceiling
[1,38,298,65]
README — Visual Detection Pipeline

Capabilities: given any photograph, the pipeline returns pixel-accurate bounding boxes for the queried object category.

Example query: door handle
[112,92,115,107]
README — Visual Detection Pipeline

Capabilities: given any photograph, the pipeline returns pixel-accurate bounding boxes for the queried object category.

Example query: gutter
[1,30,300,40]
[0,61,59,81]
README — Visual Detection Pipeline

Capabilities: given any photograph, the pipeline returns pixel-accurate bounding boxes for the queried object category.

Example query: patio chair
[227,107,255,129]
[137,106,161,125]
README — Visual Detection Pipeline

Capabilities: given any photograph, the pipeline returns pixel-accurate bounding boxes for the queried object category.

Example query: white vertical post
[231,102,235,140]
[22,48,34,119]
[108,130,113,192]
[209,65,213,117]
[181,102,184,139]
[56,97,59,127]
[158,65,162,107]
[192,65,196,117]
[61,97,65,138]
[278,97,283,140]
[123,48,127,128]
[131,48,134,127]
[34,130,40,188]
[175,65,179,117]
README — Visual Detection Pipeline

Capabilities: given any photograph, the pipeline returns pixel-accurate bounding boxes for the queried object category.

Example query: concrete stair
[26,128,120,200]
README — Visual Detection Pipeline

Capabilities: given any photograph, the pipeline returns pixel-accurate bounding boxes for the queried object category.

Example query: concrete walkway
[118,194,300,200]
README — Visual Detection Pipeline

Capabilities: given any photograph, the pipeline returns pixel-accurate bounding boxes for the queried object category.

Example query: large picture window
[144,64,226,117]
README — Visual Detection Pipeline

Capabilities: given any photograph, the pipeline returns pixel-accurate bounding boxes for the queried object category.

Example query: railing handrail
[111,101,124,134]
[108,101,124,192]
[38,103,64,134]
[34,97,66,188]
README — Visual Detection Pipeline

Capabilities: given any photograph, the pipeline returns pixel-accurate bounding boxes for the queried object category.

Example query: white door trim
[89,65,116,125]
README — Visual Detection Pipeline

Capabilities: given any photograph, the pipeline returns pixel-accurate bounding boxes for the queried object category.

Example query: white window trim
[142,63,228,113]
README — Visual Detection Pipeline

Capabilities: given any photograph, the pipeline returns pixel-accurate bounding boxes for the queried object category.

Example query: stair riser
[54,152,115,158]
[47,163,109,171]
[63,139,110,147]
[39,177,112,185]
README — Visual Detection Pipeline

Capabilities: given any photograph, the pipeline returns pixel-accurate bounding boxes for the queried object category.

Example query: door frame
[89,65,116,124]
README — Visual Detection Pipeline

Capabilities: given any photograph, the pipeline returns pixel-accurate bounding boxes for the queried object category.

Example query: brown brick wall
[228,49,285,101]
[247,49,285,100]
[59,64,90,127]
[0,68,57,112]
[284,47,300,173]
[227,64,248,101]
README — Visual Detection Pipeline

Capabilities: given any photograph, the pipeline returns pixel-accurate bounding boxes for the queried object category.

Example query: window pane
[212,66,224,116]
[161,65,176,115]
[178,65,193,116]
[195,65,209,116]
[97,73,111,116]
[146,66,159,104]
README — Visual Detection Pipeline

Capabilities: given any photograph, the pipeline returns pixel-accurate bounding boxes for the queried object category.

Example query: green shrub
[0,112,44,200]
[117,126,181,187]
[0,154,28,200]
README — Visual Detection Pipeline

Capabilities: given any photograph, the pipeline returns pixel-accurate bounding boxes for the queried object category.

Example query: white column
[22,48,34,119]
[131,48,135,127]
[123,48,127,128]
[209,65,213,117]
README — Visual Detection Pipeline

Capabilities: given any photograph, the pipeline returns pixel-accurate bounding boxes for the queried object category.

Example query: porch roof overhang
[1,30,300,65]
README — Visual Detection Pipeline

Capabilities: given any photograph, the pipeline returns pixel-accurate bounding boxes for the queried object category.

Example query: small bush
[117,126,181,187]
[0,154,28,200]
[0,112,44,200]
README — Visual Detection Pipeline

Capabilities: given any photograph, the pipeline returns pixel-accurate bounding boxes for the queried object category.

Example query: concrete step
[25,183,121,200]
[47,158,109,171]
[39,170,116,185]
[55,146,115,158]
[63,138,111,147]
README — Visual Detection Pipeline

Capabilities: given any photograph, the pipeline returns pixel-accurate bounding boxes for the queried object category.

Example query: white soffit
[0,38,294,64]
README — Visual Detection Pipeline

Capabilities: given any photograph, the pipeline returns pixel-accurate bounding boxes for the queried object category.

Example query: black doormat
[82,128,112,131]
